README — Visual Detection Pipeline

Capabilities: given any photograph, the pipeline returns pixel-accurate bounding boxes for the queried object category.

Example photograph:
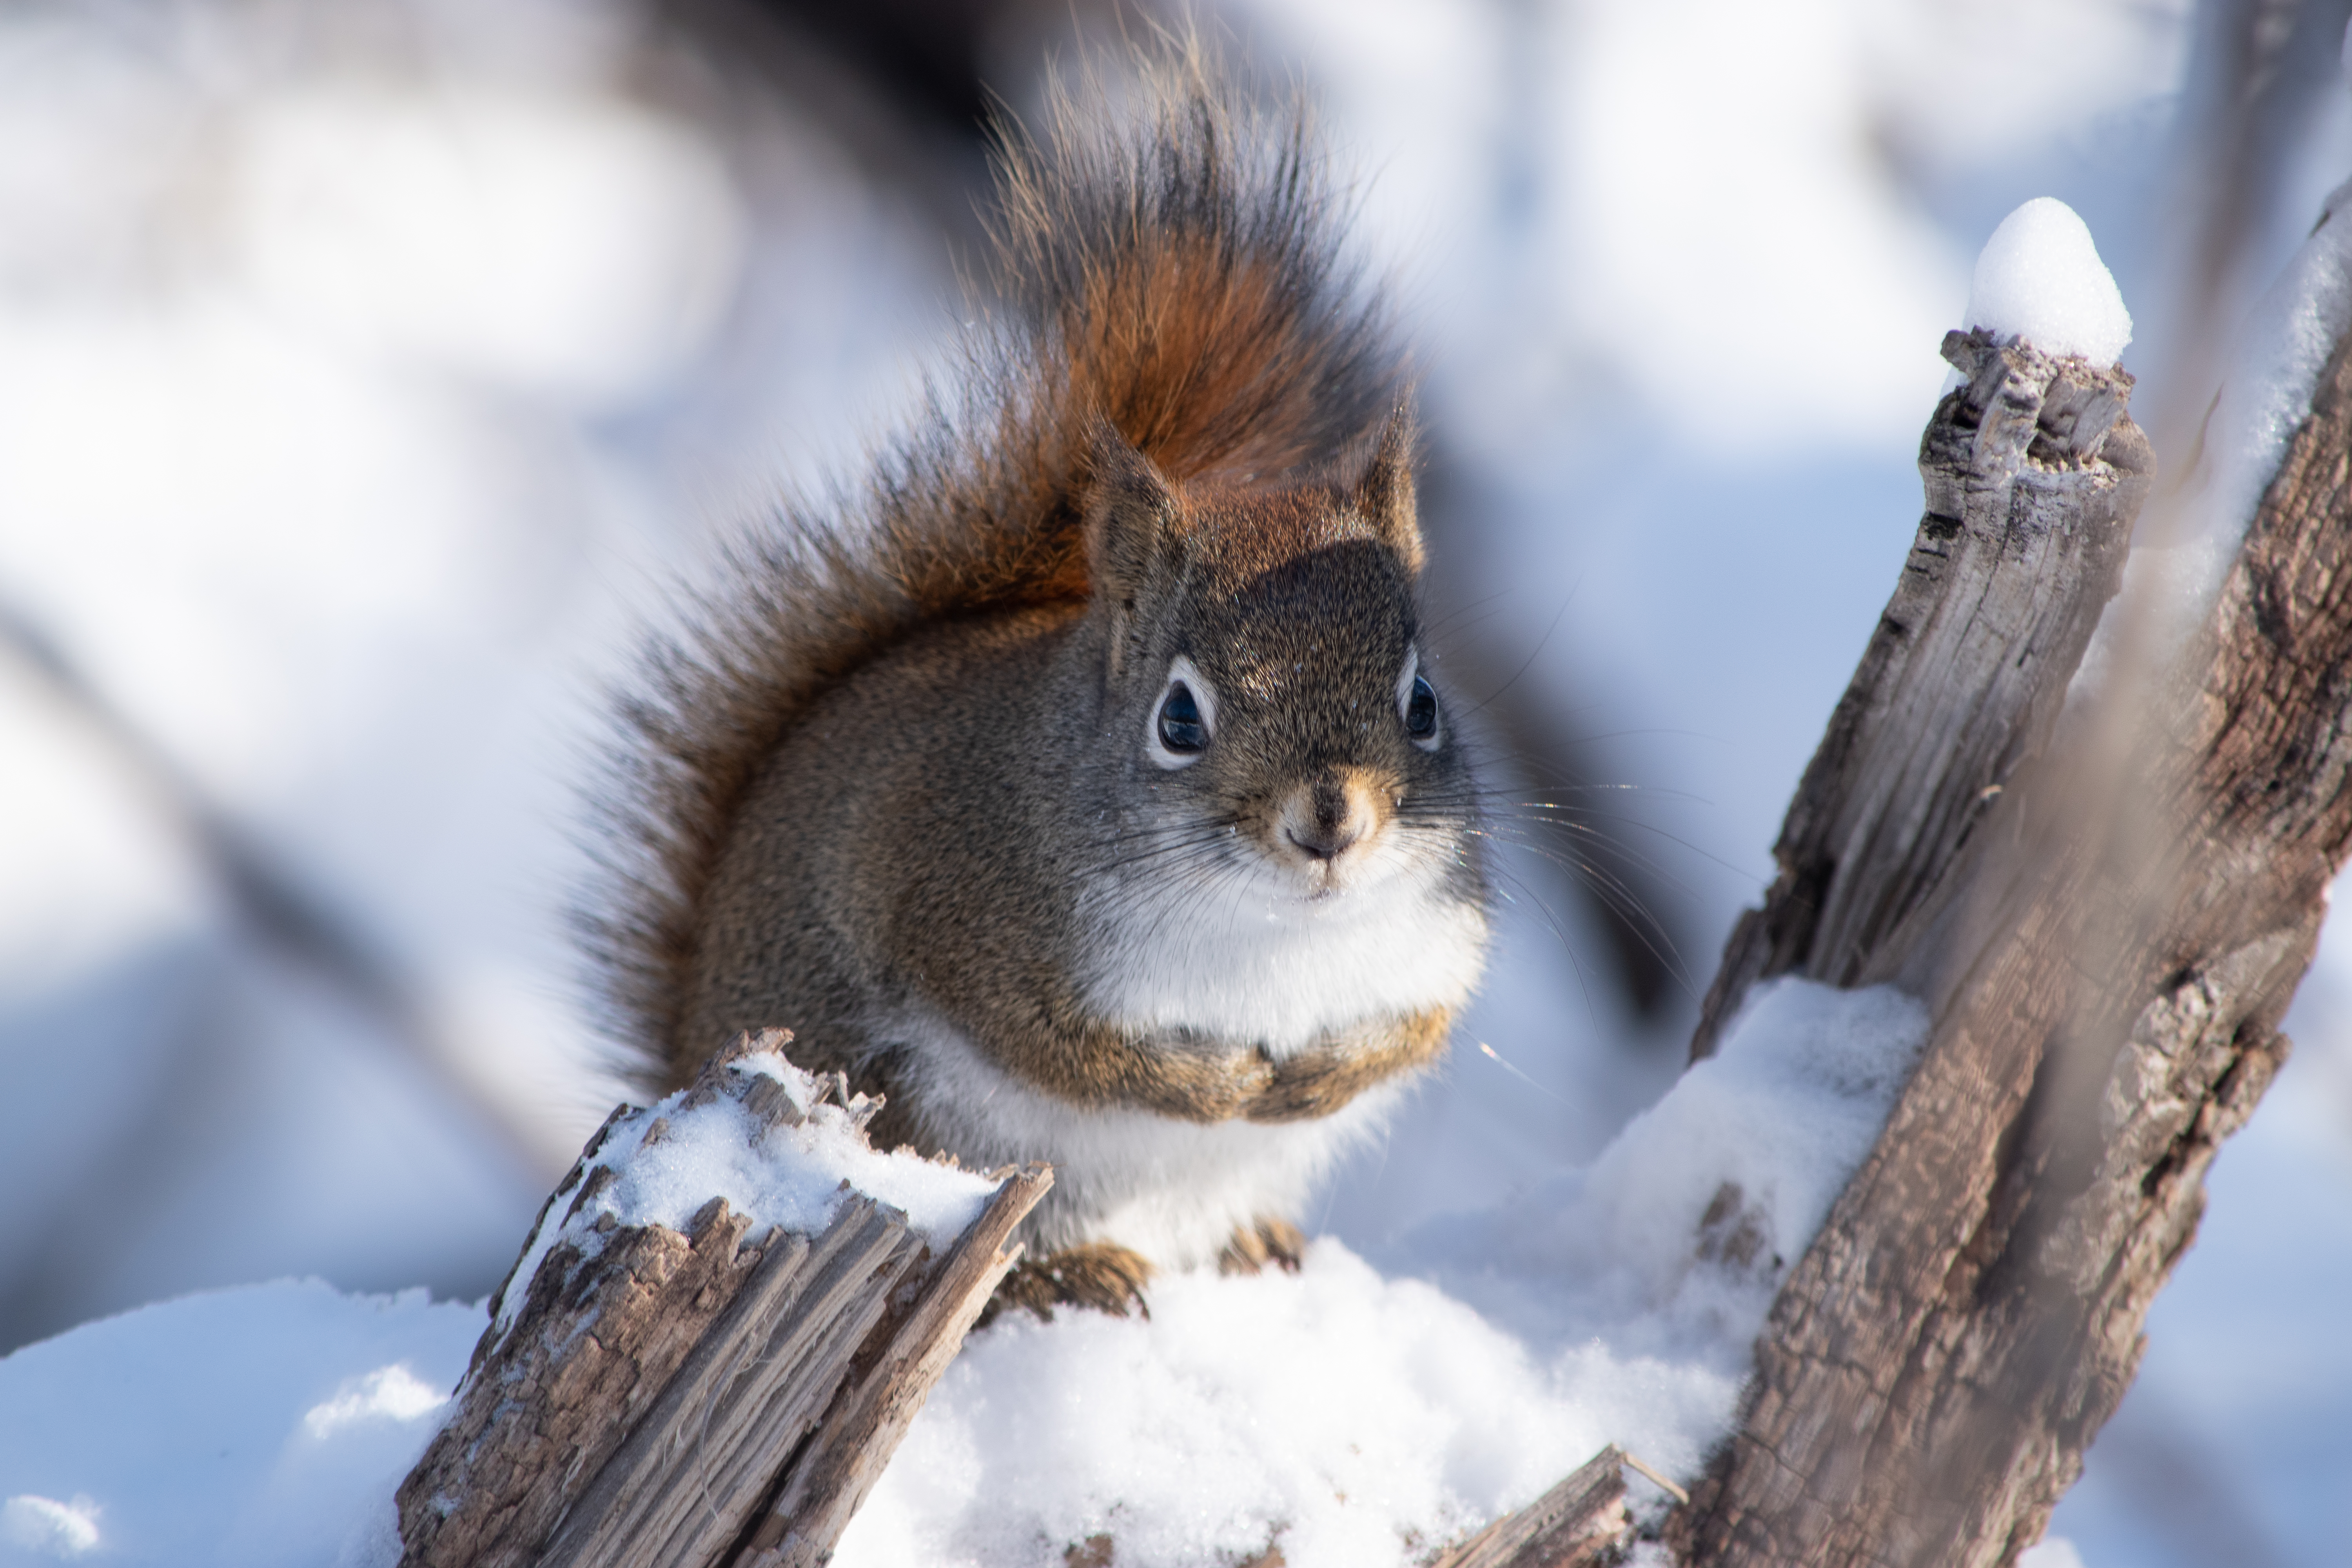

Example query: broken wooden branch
[1655,314,2352,1560]
[1668,307,2352,1564]
[394,1029,1049,1568]
[1688,330,2151,1058]
[1460,277,2352,1565]
[1428,1445,1633,1568]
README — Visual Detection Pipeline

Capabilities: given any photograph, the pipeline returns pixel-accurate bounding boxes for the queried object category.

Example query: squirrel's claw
[976,1222,1303,1330]
[980,1242,1155,1327]
[1218,1216,1305,1276]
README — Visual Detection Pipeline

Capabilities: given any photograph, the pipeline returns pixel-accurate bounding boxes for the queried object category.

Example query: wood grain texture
[1670,325,2352,1561]
[1426,1446,1632,1568]
[1689,330,2149,1060]
[394,1135,763,1568]
[537,1196,921,1568]
[731,1166,1054,1567]
[394,1030,1050,1568]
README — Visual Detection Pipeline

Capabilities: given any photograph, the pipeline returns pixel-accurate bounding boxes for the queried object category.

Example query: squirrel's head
[1079,412,1481,905]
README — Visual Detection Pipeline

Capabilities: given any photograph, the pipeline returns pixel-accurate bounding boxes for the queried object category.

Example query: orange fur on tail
[578,43,1404,1081]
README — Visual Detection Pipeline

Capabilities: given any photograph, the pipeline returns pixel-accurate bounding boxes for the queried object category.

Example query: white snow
[596,1053,997,1242]
[830,980,1929,1568]
[0,1054,998,1568]
[0,980,1926,1568]
[2017,1539,2088,1568]
[0,1498,100,1560]
[842,1249,1704,1568]
[1410,981,1931,1354]
[0,1280,479,1568]
[299,1365,448,1442]
[493,1052,998,1341]
[1965,198,2133,364]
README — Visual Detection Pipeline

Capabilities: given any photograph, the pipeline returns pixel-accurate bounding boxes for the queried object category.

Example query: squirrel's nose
[1278,773,1376,864]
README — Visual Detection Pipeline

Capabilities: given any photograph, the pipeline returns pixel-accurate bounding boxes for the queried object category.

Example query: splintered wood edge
[396,1029,1052,1568]
[1685,336,2146,1062]
[533,1195,919,1568]
[1428,1446,1632,1568]
[397,1196,764,1568]
[535,1161,1051,1568]
[1666,324,2352,1561]
[731,1163,1053,1568]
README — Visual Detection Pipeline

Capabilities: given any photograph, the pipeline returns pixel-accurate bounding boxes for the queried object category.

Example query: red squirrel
[583,45,1492,1317]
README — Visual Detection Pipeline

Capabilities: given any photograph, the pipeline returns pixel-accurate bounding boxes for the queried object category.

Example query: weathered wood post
[394,1029,1049,1568]
[1461,227,2352,1562]
[1668,305,2352,1565]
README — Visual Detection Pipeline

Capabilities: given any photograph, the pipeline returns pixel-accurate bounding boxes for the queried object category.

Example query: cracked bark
[1687,331,2151,1060]
[1466,299,2351,1566]
[1661,317,2352,1561]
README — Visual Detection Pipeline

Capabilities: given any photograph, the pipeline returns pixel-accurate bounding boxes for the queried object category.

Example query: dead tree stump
[1664,302,2352,1564]
[1466,276,2352,1563]
[1687,330,2151,1060]
[394,1029,1050,1568]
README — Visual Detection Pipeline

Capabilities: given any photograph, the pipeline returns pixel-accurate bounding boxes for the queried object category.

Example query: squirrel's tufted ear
[1352,404,1425,578]
[1083,420,1180,614]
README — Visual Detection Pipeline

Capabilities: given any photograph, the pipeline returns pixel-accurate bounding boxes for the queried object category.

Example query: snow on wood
[1687,328,2149,1059]
[1965,199,2134,366]
[393,1029,1048,1568]
[1465,180,2352,1560]
[1662,271,2352,1561]
[384,219,2349,1568]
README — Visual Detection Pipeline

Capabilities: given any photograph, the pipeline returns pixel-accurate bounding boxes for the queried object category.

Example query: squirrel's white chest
[887,1006,1411,1267]
[1074,852,1488,1056]
[881,840,1485,1266]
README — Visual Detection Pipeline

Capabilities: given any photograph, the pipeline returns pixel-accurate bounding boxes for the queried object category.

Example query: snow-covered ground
[2,2,2348,1564]
[0,984,1922,1566]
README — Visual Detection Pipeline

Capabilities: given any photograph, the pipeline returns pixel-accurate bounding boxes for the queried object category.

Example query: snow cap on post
[1966,198,2132,365]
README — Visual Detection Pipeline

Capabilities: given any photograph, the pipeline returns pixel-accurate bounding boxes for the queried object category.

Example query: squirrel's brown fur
[580,47,1399,1071]
[579,43,1489,1309]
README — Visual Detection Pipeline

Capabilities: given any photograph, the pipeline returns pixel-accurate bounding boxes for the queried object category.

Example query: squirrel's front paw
[1218,1216,1305,1276]
[980,1242,1155,1326]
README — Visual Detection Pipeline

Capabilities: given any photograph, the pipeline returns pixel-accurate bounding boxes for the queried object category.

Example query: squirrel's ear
[1352,405,1425,578]
[1084,421,1178,612]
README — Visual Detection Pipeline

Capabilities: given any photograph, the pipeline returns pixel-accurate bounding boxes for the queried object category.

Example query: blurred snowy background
[0,1,2346,1563]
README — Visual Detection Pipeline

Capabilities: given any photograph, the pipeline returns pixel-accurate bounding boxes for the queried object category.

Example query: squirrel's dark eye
[1146,657,1216,769]
[1158,682,1207,753]
[1405,673,1439,742]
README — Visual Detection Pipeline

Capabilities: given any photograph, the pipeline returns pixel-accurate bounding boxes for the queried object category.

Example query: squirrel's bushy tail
[583,41,1404,1075]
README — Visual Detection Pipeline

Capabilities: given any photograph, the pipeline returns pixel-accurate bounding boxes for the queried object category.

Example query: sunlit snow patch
[0,1281,479,1568]
[1966,197,2133,365]
[2017,1537,2088,1568]
[833,978,1932,1568]
[0,987,1931,1567]
[301,1364,448,1441]
[489,1050,997,1345]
